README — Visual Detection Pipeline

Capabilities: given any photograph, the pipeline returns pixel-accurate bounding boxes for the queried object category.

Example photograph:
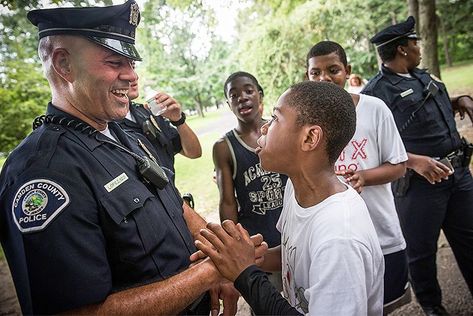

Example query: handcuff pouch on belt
[392,169,414,198]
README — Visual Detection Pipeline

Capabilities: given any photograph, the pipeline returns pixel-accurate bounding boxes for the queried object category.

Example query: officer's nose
[122,60,138,82]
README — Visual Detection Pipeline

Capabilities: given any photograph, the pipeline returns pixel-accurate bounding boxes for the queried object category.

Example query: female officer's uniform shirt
[224,129,287,248]
[0,103,195,314]
[362,65,461,157]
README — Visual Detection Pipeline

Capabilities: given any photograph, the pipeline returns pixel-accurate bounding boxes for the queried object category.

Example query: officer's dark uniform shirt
[224,130,287,248]
[118,102,182,173]
[0,103,195,314]
[362,65,462,158]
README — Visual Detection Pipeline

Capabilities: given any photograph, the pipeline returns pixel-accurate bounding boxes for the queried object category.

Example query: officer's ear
[396,45,408,57]
[51,48,74,83]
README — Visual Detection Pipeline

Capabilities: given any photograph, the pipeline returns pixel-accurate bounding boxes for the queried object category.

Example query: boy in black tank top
[213,72,287,291]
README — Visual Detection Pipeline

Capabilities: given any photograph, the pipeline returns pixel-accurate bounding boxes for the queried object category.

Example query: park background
[0,0,472,314]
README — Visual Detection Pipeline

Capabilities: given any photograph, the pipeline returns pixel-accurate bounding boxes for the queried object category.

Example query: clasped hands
[189,220,268,316]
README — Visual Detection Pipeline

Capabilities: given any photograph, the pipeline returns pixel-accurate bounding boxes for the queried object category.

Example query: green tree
[233,0,406,105]
[138,1,233,116]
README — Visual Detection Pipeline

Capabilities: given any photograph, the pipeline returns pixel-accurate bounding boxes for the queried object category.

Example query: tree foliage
[0,0,472,153]
[137,1,234,116]
[233,0,407,105]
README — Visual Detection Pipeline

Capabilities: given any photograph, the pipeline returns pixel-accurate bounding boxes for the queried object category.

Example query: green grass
[174,131,220,219]
[441,60,473,95]
[185,107,227,132]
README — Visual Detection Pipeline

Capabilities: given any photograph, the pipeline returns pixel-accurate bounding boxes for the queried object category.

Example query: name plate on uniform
[104,173,129,192]
[400,88,414,98]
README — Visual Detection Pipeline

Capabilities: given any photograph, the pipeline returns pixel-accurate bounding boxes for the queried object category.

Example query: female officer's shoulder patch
[11,179,70,233]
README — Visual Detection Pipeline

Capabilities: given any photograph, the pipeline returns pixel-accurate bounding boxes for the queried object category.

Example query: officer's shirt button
[52,126,60,131]
[133,197,140,204]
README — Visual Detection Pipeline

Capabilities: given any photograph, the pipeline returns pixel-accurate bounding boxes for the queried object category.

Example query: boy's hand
[336,169,365,193]
[195,221,257,282]
[190,228,267,266]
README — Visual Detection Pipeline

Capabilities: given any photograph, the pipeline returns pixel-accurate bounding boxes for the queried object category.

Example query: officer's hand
[412,155,452,184]
[336,169,364,193]
[455,96,473,126]
[195,221,255,282]
[154,92,183,122]
[209,281,240,316]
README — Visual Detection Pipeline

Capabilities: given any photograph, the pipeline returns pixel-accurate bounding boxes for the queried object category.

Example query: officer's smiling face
[68,37,137,128]
[307,52,350,89]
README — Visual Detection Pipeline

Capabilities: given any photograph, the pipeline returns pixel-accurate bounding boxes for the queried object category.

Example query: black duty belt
[440,148,464,169]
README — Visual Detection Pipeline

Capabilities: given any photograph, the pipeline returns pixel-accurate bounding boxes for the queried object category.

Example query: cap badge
[129,3,140,26]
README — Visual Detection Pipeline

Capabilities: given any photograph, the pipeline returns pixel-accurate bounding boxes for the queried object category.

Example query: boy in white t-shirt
[195,81,384,315]
[306,41,410,313]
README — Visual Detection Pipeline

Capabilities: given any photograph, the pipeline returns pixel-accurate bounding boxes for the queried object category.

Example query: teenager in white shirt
[306,41,410,313]
[194,81,384,315]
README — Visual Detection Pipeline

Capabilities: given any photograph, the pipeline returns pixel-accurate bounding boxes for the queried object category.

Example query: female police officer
[362,16,473,316]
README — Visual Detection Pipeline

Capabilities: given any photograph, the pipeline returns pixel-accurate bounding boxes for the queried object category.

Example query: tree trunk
[195,93,205,118]
[439,16,453,67]
[407,0,419,34]
[419,0,440,78]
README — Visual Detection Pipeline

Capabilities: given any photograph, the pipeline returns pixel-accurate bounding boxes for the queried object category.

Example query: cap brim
[88,36,142,61]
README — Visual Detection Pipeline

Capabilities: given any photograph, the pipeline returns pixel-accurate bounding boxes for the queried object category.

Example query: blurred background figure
[347,73,366,94]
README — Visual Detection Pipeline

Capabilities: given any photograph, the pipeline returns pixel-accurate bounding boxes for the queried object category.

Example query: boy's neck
[291,170,346,208]
[236,117,265,134]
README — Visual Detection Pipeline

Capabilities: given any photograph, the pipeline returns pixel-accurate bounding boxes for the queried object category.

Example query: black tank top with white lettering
[225,130,287,247]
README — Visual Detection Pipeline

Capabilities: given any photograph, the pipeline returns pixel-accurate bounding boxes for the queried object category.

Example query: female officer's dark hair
[377,37,409,62]
[306,41,348,68]
[223,71,264,98]
[285,81,356,164]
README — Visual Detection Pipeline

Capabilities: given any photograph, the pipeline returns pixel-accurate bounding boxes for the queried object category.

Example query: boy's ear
[51,48,73,83]
[301,125,323,152]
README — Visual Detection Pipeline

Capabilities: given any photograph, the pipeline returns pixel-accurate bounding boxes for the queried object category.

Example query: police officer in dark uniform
[118,72,201,175]
[0,1,257,314]
[362,16,473,316]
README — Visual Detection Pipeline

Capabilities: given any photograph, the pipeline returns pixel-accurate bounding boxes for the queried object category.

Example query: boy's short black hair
[223,71,264,98]
[285,81,356,164]
[377,37,408,62]
[306,41,348,68]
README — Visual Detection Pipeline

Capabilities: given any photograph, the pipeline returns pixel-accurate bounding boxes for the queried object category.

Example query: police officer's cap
[27,0,142,61]
[370,16,421,48]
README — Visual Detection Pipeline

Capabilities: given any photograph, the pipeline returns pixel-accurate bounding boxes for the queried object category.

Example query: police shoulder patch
[11,179,70,233]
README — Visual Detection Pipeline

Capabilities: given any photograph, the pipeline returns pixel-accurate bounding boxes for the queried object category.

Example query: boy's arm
[213,139,239,223]
[260,246,282,272]
[234,266,302,316]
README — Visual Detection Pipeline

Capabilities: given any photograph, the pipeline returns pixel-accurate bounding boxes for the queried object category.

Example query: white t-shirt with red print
[335,93,408,255]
